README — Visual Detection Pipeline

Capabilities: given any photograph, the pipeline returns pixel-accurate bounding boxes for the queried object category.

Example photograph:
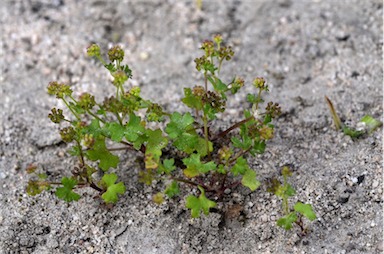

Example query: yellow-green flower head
[87,44,101,58]
[108,45,124,62]
[252,77,266,89]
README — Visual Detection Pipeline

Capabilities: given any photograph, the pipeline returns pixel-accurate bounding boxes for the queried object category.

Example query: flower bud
[252,77,266,89]
[87,44,101,57]
[108,45,124,62]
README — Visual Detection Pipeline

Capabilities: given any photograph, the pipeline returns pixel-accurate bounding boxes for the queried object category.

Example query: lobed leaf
[55,177,81,202]
[164,181,180,198]
[277,212,297,230]
[86,137,119,171]
[294,202,316,221]
[183,153,216,178]
[145,129,168,169]
[241,168,260,191]
[186,186,216,218]
[101,173,126,203]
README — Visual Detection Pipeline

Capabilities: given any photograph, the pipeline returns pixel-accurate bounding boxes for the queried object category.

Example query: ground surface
[0,0,383,253]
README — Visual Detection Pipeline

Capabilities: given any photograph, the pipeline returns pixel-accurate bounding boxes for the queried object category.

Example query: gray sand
[0,0,382,253]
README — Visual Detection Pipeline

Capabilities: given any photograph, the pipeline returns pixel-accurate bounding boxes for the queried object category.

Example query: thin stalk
[86,109,105,124]
[228,146,252,165]
[171,176,210,191]
[62,98,81,121]
[217,57,224,74]
[213,116,254,140]
[203,72,211,158]
[75,140,85,166]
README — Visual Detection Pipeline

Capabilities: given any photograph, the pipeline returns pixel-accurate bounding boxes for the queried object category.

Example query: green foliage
[28,36,314,233]
[277,212,297,230]
[164,181,180,198]
[183,153,216,178]
[55,177,81,202]
[294,202,317,221]
[186,186,216,218]
[86,137,120,171]
[268,166,316,233]
[325,96,382,138]
[101,173,126,203]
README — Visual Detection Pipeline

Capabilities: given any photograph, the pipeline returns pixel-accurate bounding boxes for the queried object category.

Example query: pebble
[140,52,150,61]
[372,180,379,188]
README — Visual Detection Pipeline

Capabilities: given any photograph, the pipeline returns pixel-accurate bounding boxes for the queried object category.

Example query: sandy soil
[0,0,382,253]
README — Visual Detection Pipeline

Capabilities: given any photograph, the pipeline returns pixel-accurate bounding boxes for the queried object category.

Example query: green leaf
[251,141,266,155]
[342,126,364,138]
[231,137,243,149]
[285,184,296,196]
[82,119,104,138]
[217,164,227,174]
[186,186,216,218]
[241,168,260,191]
[55,177,81,202]
[208,76,227,92]
[246,94,257,104]
[231,132,252,150]
[360,115,383,134]
[182,88,203,110]
[195,137,213,157]
[145,129,168,169]
[164,181,180,198]
[263,114,272,124]
[105,122,125,142]
[101,173,126,203]
[165,112,195,139]
[165,112,210,154]
[125,114,146,143]
[294,202,316,221]
[277,212,297,230]
[86,137,119,171]
[231,157,248,176]
[173,133,199,154]
[275,183,296,198]
[158,159,176,174]
[183,153,216,178]
[203,103,218,120]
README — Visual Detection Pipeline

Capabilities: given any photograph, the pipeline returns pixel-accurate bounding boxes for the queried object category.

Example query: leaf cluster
[267,166,316,233]
[27,36,314,232]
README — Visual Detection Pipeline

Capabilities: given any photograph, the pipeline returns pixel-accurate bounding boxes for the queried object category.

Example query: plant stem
[87,109,105,123]
[62,97,81,121]
[203,72,211,158]
[213,116,254,140]
[228,146,252,165]
[75,140,85,166]
[171,176,209,191]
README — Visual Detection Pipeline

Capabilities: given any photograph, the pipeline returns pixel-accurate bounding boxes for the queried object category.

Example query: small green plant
[26,36,313,226]
[267,166,316,234]
[325,96,382,138]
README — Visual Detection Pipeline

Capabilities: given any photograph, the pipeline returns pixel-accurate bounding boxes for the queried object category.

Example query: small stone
[337,193,349,204]
[140,52,150,61]
[372,180,379,188]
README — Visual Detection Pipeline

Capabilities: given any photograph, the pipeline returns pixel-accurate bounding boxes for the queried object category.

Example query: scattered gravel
[0,0,382,253]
